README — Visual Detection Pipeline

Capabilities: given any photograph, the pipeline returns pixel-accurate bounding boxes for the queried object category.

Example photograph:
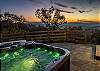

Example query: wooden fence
[0,30,95,43]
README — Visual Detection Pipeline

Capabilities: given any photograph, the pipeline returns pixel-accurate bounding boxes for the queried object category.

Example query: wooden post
[0,33,2,42]
[65,30,67,41]
[47,30,50,42]
[91,45,96,60]
[84,31,87,43]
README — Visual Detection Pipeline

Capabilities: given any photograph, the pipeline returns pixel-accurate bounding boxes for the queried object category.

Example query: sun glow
[25,15,100,23]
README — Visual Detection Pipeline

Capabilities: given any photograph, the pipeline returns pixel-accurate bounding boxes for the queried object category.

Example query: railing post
[0,33,2,42]
[65,30,67,41]
[47,30,49,42]
[84,31,87,43]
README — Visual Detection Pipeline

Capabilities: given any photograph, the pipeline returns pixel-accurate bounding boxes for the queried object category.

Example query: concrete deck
[47,43,100,71]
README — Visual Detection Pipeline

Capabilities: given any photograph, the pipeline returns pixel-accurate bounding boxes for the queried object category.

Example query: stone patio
[47,43,100,71]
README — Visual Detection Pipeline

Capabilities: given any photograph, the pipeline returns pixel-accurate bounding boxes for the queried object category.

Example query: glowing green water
[0,47,61,71]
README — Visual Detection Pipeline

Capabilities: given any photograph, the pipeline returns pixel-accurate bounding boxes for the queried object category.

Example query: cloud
[28,0,44,4]
[54,2,68,8]
[57,9,74,13]
[70,7,78,9]
[78,10,92,13]
[78,19,97,23]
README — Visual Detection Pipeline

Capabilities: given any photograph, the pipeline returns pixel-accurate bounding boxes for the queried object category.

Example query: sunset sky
[0,0,100,22]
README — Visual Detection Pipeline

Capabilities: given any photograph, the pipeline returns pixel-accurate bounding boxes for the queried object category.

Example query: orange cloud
[65,19,78,22]
[25,16,78,22]
[25,15,100,23]
[25,16,41,22]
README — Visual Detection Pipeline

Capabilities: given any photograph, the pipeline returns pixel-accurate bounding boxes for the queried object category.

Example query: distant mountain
[77,19,100,24]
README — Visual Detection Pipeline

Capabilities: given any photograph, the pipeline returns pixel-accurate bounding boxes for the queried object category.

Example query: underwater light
[20,48,24,51]
[0,53,10,60]
[14,52,19,56]
[52,52,60,59]
[36,48,41,50]
[10,57,39,71]
[4,53,9,58]
[44,50,47,52]
[49,51,53,54]
[12,55,16,59]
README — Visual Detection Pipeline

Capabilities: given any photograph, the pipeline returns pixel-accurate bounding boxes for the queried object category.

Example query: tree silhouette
[0,11,30,34]
[35,7,66,29]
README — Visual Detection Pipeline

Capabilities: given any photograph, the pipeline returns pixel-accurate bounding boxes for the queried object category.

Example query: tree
[35,6,66,29]
[0,12,30,34]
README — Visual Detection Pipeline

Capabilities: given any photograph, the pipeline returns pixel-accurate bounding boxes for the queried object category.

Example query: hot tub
[0,40,70,71]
